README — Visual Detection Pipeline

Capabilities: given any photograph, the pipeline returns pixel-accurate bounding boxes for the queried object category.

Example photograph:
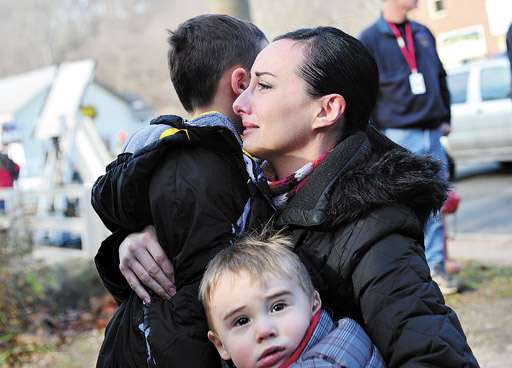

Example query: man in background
[360,0,458,294]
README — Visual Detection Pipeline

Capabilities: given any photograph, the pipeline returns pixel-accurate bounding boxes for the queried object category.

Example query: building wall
[13,81,145,179]
[14,88,50,177]
[82,83,146,155]
[409,0,512,66]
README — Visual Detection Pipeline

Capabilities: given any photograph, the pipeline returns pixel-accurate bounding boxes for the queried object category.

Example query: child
[92,15,272,368]
[199,231,385,368]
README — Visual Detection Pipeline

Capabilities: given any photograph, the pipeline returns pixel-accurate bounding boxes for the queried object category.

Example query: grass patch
[0,257,109,367]
[446,261,512,305]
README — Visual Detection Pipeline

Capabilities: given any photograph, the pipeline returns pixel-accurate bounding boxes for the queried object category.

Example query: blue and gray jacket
[292,310,385,367]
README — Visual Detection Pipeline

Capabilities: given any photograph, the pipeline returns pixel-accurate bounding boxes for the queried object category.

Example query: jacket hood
[276,126,448,228]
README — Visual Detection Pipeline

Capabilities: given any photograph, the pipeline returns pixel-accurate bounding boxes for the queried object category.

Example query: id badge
[409,72,426,95]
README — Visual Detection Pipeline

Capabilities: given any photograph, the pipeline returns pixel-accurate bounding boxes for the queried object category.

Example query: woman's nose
[233,88,250,117]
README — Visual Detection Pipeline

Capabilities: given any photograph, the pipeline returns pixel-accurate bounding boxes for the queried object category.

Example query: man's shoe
[432,268,460,295]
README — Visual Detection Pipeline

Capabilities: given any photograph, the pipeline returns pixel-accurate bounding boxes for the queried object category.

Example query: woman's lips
[256,346,286,368]
[243,121,259,129]
[242,122,258,137]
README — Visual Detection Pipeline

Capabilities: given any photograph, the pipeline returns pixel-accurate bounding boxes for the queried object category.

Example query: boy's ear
[312,290,321,314]
[231,67,249,96]
[312,94,346,131]
[207,330,231,361]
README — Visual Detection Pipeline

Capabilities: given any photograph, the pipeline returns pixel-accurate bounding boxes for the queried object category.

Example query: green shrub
[0,227,108,366]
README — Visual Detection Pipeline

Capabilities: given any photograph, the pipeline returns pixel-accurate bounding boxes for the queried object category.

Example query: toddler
[199,231,385,368]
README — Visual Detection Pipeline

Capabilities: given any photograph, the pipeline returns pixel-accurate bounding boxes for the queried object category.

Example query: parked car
[443,54,512,170]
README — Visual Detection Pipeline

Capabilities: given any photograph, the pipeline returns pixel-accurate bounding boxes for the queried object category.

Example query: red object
[279,309,321,368]
[117,130,128,145]
[442,189,462,274]
[441,189,460,214]
[0,158,19,187]
[387,22,418,72]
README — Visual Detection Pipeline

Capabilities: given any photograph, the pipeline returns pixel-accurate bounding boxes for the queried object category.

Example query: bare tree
[209,0,251,20]
[1,0,382,113]
[0,0,100,75]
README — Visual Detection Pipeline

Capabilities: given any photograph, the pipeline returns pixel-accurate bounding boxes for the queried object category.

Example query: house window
[429,0,447,18]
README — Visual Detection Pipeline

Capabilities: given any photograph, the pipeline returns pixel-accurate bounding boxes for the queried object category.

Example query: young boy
[199,232,385,368]
[92,15,272,368]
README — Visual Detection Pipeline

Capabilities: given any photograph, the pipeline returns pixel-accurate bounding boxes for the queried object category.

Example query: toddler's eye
[233,316,250,327]
[271,302,287,313]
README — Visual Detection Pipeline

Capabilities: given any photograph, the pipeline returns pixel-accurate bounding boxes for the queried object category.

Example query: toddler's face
[207,270,320,368]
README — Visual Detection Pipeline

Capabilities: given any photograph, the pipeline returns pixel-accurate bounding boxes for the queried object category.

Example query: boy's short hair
[199,230,315,328]
[167,14,267,112]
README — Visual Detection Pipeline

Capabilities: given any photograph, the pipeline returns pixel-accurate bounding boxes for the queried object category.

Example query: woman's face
[233,39,320,162]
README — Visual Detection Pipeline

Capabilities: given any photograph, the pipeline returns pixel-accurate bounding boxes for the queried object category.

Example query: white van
[444,55,512,168]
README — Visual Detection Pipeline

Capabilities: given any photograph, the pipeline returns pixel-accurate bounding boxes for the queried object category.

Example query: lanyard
[387,22,417,73]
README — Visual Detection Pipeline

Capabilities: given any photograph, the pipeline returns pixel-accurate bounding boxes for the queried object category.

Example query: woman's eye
[233,316,250,327]
[257,82,272,90]
[271,302,287,313]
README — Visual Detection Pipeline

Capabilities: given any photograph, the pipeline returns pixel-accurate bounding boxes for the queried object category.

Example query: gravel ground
[447,293,512,367]
[445,260,512,367]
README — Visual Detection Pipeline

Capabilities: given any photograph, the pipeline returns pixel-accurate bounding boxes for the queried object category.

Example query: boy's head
[167,14,267,120]
[199,231,321,368]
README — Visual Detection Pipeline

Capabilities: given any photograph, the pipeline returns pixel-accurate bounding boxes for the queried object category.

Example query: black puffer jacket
[92,114,272,368]
[95,120,478,367]
[276,126,478,367]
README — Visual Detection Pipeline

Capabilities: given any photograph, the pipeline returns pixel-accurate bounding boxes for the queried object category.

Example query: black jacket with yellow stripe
[92,113,273,368]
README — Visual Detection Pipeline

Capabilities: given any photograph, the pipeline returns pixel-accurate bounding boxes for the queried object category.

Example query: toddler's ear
[312,291,321,314]
[207,330,231,361]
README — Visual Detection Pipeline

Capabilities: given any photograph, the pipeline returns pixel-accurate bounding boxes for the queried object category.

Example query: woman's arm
[352,233,479,367]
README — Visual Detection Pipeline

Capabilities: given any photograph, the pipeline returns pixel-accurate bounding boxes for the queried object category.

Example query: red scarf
[278,310,322,368]
[267,152,330,209]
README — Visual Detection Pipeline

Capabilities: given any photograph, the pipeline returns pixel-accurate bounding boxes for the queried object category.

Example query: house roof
[0,66,57,117]
[0,62,151,126]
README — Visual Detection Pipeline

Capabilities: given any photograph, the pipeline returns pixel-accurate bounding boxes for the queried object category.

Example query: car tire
[499,161,512,172]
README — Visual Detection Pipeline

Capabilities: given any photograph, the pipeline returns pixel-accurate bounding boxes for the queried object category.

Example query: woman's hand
[118,225,176,303]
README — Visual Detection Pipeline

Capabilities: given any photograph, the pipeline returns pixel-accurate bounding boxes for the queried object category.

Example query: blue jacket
[359,16,451,129]
[292,310,385,367]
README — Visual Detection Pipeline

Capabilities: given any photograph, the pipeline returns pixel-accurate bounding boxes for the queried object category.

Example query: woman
[103,27,478,366]
[231,27,477,367]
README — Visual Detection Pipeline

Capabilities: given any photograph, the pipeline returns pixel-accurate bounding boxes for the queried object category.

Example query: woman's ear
[207,330,231,361]
[311,290,322,314]
[231,67,250,96]
[312,94,346,131]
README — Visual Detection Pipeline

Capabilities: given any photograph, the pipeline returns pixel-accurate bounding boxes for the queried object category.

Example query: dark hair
[167,14,267,112]
[274,27,378,134]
